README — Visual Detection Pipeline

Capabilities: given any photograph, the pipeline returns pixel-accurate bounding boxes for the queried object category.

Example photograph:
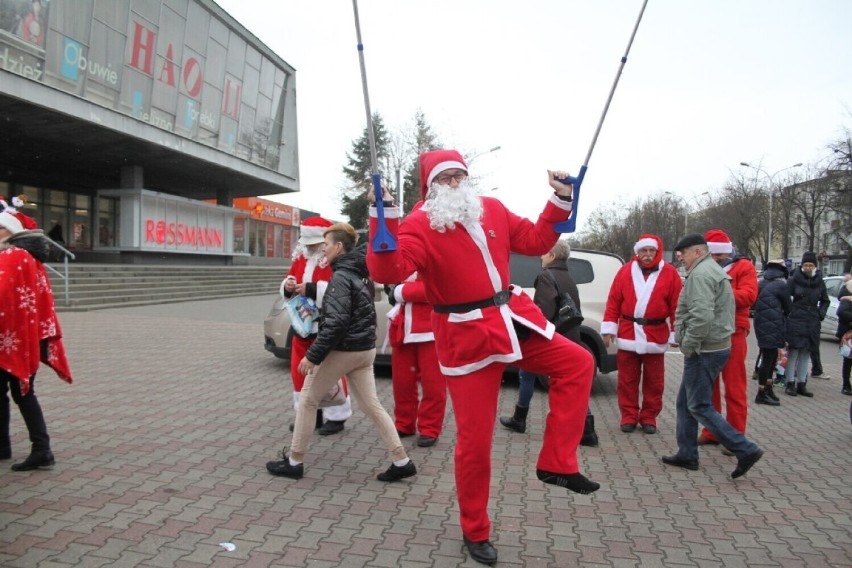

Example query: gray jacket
[675,252,735,356]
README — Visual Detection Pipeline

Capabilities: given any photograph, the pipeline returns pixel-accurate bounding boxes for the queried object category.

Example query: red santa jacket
[724,257,758,332]
[368,194,572,376]
[601,259,682,354]
[284,254,333,335]
[0,246,72,395]
[387,274,434,347]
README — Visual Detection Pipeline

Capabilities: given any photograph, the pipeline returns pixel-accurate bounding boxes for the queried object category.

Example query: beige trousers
[290,349,407,463]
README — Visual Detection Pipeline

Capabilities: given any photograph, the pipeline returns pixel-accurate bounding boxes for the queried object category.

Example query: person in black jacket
[499,240,600,446]
[267,223,416,482]
[836,280,852,395]
[784,252,830,397]
[752,261,792,405]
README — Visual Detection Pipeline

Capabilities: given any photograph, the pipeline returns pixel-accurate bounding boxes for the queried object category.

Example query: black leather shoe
[463,537,498,565]
[266,458,304,479]
[785,383,797,396]
[416,436,437,447]
[318,420,345,436]
[396,430,415,438]
[661,454,699,471]
[731,448,763,479]
[641,423,657,434]
[10,450,55,471]
[377,460,416,482]
[796,383,813,398]
[620,423,637,433]
[536,469,600,494]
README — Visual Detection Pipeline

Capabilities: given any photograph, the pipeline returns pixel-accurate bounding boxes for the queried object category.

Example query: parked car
[821,275,843,338]
[264,249,624,376]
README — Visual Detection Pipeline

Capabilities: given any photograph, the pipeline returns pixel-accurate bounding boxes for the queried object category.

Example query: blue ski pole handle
[370,172,397,252]
[553,165,587,233]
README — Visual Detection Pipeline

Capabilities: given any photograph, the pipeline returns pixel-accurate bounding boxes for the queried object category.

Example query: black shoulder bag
[544,269,584,333]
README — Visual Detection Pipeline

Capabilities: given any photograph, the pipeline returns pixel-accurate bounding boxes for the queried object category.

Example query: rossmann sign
[0,0,297,176]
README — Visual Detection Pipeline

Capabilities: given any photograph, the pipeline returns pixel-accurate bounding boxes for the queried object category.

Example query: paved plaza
[1,295,851,567]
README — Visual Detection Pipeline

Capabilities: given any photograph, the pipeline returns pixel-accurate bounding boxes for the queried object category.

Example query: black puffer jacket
[785,267,829,351]
[837,284,852,339]
[5,230,50,262]
[305,245,376,364]
[752,263,791,349]
[533,261,582,344]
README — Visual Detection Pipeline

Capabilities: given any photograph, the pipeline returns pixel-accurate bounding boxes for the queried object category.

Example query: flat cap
[674,233,707,252]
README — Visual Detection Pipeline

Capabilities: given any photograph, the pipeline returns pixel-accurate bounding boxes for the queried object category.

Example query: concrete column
[120,165,144,189]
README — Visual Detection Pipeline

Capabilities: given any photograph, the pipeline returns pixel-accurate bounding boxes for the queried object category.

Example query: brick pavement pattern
[1,295,851,567]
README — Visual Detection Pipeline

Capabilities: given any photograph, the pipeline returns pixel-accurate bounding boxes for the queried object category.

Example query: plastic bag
[286,295,319,338]
[319,379,346,407]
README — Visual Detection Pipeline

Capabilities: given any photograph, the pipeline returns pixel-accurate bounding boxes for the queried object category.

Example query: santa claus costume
[601,234,682,431]
[368,149,598,557]
[699,229,757,444]
[0,202,72,470]
[284,216,351,432]
[386,272,445,446]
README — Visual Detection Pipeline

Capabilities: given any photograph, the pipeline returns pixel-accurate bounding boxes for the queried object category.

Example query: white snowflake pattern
[17,285,37,314]
[41,318,57,337]
[36,271,49,293]
[0,330,20,355]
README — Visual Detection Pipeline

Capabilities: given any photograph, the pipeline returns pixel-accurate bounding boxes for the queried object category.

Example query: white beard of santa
[422,179,483,232]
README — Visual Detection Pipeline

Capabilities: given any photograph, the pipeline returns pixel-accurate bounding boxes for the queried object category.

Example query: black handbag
[545,269,584,332]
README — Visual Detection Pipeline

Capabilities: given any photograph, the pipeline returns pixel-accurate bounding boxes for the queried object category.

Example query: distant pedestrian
[751,260,791,405]
[601,234,681,434]
[836,280,852,395]
[0,203,72,471]
[809,263,833,380]
[662,234,763,479]
[784,252,829,397]
[266,223,416,482]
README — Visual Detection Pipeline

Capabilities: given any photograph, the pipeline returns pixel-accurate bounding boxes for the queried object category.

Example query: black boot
[785,382,797,396]
[315,409,324,429]
[11,450,54,471]
[755,389,780,406]
[499,405,529,434]
[764,383,780,402]
[318,420,345,435]
[796,382,813,397]
[580,414,599,447]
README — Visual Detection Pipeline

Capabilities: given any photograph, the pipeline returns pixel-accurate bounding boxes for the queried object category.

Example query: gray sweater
[675,253,735,356]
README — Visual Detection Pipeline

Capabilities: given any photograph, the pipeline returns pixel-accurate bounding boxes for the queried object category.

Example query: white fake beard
[422,180,483,233]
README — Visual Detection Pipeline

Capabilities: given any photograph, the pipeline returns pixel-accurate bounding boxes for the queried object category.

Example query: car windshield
[510,254,596,287]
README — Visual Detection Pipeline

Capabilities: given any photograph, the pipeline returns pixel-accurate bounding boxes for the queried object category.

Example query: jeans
[786,348,810,384]
[517,370,537,408]
[675,350,759,461]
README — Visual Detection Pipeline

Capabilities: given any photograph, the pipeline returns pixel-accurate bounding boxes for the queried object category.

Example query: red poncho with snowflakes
[0,246,72,395]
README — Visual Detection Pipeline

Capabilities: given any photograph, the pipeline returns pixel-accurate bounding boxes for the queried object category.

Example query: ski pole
[554,0,649,233]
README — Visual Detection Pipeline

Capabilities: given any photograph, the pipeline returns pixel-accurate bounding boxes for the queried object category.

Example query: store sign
[144,219,223,248]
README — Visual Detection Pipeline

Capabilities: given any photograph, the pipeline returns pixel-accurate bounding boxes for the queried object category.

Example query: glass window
[97,196,118,247]
[69,193,92,249]
[233,216,246,253]
[47,189,67,206]
[796,236,802,247]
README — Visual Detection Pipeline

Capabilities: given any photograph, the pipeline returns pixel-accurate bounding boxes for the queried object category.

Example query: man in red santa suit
[602,234,682,434]
[386,272,445,447]
[367,149,598,566]
[0,201,72,471]
[283,216,351,435]
[697,229,757,450]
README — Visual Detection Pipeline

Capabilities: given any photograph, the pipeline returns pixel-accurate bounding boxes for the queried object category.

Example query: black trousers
[811,347,823,375]
[757,347,779,387]
[0,369,50,453]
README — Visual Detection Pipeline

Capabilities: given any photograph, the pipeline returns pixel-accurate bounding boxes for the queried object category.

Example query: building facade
[0,0,300,264]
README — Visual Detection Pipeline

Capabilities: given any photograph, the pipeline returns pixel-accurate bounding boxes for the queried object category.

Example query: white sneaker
[810,373,831,380]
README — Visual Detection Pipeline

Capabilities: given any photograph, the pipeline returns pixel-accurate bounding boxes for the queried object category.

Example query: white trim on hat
[426,161,468,187]
[634,237,658,254]
[707,241,733,254]
[0,211,24,235]
[300,225,327,239]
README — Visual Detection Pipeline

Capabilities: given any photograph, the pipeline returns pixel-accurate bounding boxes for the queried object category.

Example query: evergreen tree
[401,109,441,214]
[340,113,389,229]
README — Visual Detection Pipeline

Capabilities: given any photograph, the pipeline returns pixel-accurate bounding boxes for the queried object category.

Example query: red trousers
[391,341,446,438]
[616,350,665,427]
[445,332,593,541]
[702,328,748,441]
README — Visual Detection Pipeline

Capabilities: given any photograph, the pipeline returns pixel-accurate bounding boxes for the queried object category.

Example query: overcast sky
[214,0,852,233]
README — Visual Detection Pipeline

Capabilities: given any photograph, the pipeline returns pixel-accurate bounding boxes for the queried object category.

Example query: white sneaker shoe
[811,373,831,380]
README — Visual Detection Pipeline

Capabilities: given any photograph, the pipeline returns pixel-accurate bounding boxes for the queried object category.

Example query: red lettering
[145,220,155,242]
[176,224,184,245]
[155,221,166,244]
[222,78,241,119]
[130,22,156,75]
[158,43,176,86]
[183,58,203,97]
[212,230,223,248]
[184,227,196,245]
[166,222,176,245]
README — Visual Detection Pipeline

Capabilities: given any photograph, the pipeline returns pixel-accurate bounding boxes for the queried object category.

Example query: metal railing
[43,237,76,306]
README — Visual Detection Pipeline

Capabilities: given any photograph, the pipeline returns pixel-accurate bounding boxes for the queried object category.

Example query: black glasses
[434,171,468,185]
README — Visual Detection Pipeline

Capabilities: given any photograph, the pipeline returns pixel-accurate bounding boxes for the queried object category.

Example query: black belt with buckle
[624,315,667,326]
[434,290,511,314]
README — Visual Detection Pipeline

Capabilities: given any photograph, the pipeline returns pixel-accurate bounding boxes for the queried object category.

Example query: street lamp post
[739,161,803,260]
[664,191,708,233]
[465,145,501,165]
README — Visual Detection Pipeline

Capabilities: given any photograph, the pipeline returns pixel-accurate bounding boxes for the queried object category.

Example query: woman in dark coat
[752,261,792,405]
[784,252,830,397]
[836,280,852,395]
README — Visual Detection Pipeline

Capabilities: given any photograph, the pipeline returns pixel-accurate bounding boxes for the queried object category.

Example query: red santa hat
[419,149,468,199]
[633,234,664,267]
[299,216,334,246]
[704,228,733,254]
[0,203,38,235]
